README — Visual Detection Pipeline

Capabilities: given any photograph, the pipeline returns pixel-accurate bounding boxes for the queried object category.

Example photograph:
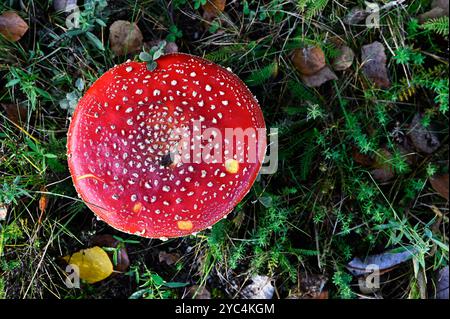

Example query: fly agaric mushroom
[67,53,266,238]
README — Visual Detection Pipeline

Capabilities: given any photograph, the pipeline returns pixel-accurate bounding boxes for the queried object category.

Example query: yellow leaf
[63,246,113,284]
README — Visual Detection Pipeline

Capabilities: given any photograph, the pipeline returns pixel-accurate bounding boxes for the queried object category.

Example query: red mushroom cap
[67,53,266,238]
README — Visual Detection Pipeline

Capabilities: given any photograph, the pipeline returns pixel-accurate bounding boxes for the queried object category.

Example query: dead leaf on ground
[241,275,275,299]
[1,103,28,125]
[332,45,355,71]
[419,0,449,22]
[53,0,77,12]
[63,246,114,284]
[186,285,211,299]
[109,20,143,56]
[408,113,440,154]
[346,248,417,277]
[0,205,7,221]
[144,40,178,54]
[435,266,449,299]
[292,47,326,75]
[300,66,338,88]
[158,250,181,266]
[352,148,375,167]
[361,41,391,89]
[203,0,226,21]
[91,234,130,272]
[343,7,368,25]
[0,11,29,42]
[430,174,449,201]
[370,148,395,182]
[287,273,328,299]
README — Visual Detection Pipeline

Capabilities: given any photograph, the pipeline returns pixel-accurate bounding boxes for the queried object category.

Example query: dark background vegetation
[0,0,448,299]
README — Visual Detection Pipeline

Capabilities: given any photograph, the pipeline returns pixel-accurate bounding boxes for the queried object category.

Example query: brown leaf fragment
[109,20,143,56]
[332,45,355,71]
[343,7,369,25]
[186,285,211,299]
[300,66,337,88]
[287,273,328,299]
[430,174,449,201]
[91,234,130,272]
[292,47,326,75]
[1,103,28,125]
[370,148,395,182]
[144,40,178,54]
[0,11,29,42]
[419,0,449,22]
[408,113,440,154]
[158,250,181,266]
[202,0,226,21]
[361,41,391,89]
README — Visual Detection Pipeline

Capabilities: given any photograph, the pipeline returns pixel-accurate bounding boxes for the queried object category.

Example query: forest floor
[0,0,448,299]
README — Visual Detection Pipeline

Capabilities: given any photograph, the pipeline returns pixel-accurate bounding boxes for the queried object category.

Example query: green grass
[0,0,448,299]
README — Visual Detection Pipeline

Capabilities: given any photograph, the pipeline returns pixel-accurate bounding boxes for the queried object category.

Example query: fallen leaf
[332,45,355,71]
[370,148,395,182]
[419,0,449,22]
[0,205,7,221]
[186,285,211,299]
[202,0,226,21]
[0,11,29,42]
[292,47,326,75]
[63,246,114,284]
[346,248,417,277]
[109,20,143,56]
[241,275,274,299]
[158,250,181,266]
[1,103,28,125]
[430,174,449,201]
[408,113,440,154]
[300,66,337,88]
[53,0,77,12]
[352,148,375,167]
[343,7,368,25]
[91,234,130,272]
[287,273,328,299]
[435,266,449,299]
[361,41,391,89]
[144,40,178,54]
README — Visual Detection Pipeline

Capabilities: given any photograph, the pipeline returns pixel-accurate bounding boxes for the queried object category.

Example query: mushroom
[67,53,266,238]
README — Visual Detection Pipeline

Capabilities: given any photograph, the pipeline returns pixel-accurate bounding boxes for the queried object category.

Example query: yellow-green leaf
[63,246,113,284]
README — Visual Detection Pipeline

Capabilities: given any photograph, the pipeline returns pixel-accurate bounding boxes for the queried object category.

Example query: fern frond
[421,17,449,36]
[245,61,278,86]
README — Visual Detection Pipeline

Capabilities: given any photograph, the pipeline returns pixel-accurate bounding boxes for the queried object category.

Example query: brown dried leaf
[186,285,211,299]
[287,273,328,299]
[91,234,130,272]
[430,174,449,201]
[409,113,440,154]
[109,20,143,56]
[0,11,29,42]
[419,0,449,22]
[370,148,395,182]
[343,7,368,25]
[332,45,355,71]
[300,66,337,88]
[202,0,226,21]
[361,41,391,89]
[158,250,181,266]
[292,47,326,75]
[1,103,28,125]
[144,40,178,54]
